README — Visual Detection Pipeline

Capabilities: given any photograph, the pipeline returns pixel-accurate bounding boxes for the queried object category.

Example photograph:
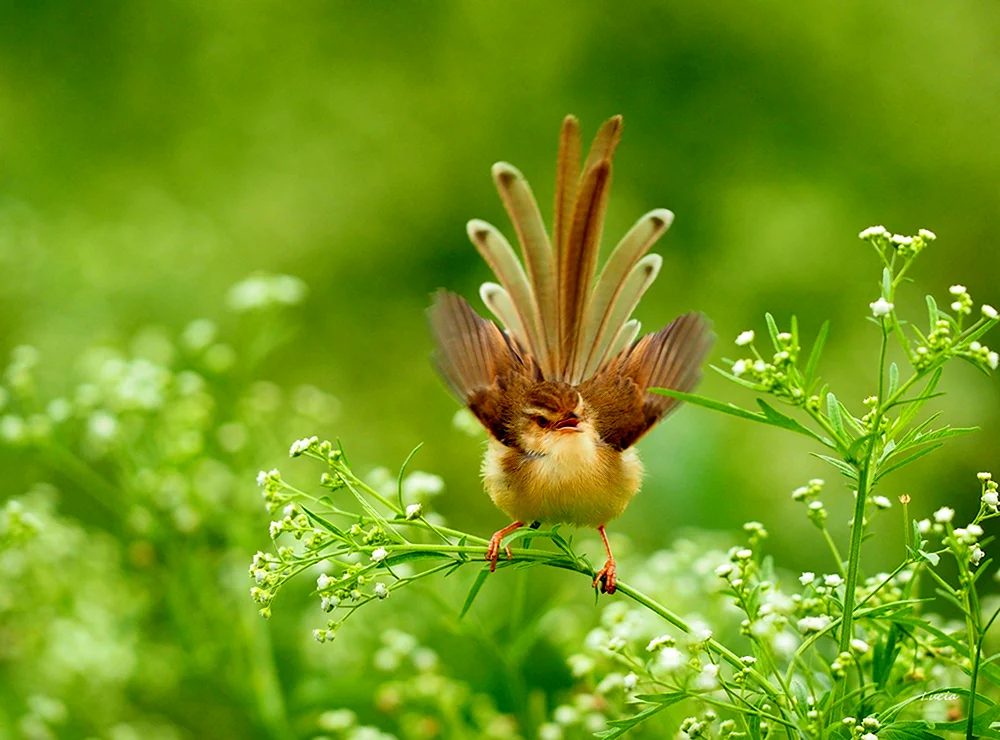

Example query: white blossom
[934,507,955,523]
[917,518,932,534]
[735,330,755,346]
[972,547,985,565]
[824,574,844,588]
[869,297,894,318]
[371,547,388,562]
[983,305,999,320]
[405,503,423,520]
[658,647,686,671]
[983,492,998,507]
[850,639,870,654]
[715,562,734,578]
[949,284,967,296]
[872,495,892,509]
[918,228,936,241]
[797,615,832,633]
[623,672,637,691]
[988,351,999,370]
[374,583,389,599]
[731,359,747,377]
[317,573,331,589]
[799,572,815,586]
[859,225,887,239]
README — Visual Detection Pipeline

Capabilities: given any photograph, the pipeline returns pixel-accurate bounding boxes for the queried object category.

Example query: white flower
[968,524,984,537]
[405,503,423,520]
[715,562,734,578]
[972,547,986,565]
[289,436,318,457]
[983,492,998,507]
[934,507,955,523]
[872,495,892,509]
[988,351,999,370]
[891,234,913,246]
[753,359,767,373]
[694,663,720,691]
[623,672,637,691]
[862,717,881,730]
[538,723,563,740]
[553,705,578,725]
[374,583,389,599]
[269,521,282,538]
[371,547,388,562]
[317,573,331,589]
[918,228,936,241]
[658,647,686,671]
[313,629,327,643]
[731,359,747,377]
[824,574,844,588]
[799,572,815,586]
[983,305,999,320]
[869,297,894,318]
[917,518,932,534]
[859,225,887,239]
[861,734,878,740]
[735,330,755,346]
[735,548,753,560]
[797,615,832,633]
[850,639,870,654]
[951,301,964,312]
[646,635,675,652]
[949,284,967,296]
[979,471,993,481]
[256,470,268,487]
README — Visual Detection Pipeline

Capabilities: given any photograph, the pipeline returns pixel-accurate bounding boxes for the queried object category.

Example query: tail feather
[479,283,530,352]
[552,115,581,280]
[466,219,549,369]
[560,159,612,377]
[607,319,641,361]
[573,209,674,382]
[578,254,662,381]
[491,163,558,378]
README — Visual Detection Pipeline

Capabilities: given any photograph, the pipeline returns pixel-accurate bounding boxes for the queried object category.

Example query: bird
[428,115,713,594]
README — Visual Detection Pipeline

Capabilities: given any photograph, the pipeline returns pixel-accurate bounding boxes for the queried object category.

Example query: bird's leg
[593,525,617,594]
[486,521,524,572]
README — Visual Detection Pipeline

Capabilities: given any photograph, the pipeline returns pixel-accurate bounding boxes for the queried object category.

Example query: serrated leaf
[459,568,490,619]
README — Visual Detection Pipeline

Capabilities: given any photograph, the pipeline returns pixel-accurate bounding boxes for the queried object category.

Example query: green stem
[838,438,876,657]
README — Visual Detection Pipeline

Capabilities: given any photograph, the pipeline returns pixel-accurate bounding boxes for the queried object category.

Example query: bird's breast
[481,436,643,528]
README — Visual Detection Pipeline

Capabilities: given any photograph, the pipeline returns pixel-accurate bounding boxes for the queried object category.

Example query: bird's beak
[552,416,580,432]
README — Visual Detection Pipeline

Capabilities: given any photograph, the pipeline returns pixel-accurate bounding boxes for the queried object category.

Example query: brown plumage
[428,115,714,593]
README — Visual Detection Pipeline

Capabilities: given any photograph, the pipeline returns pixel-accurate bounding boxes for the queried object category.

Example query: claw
[485,521,524,572]
[594,524,618,595]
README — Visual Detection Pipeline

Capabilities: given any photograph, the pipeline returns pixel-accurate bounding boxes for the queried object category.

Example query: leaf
[826,392,845,438]
[926,294,939,327]
[838,401,867,436]
[596,694,687,739]
[650,388,767,423]
[395,442,424,510]
[879,722,945,740]
[765,311,780,350]
[888,361,900,397]
[882,267,892,298]
[811,453,859,481]
[756,399,834,447]
[919,549,940,566]
[846,433,878,464]
[804,320,830,389]
[299,505,349,541]
[874,443,944,482]
[873,624,900,690]
[459,568,490,619]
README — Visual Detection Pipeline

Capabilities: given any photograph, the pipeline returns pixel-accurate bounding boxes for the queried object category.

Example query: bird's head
[514,381,597,455]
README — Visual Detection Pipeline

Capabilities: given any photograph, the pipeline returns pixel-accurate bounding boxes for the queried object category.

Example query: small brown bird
[429,115,713,594]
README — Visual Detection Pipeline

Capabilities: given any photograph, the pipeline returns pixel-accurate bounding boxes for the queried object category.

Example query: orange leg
[593,525,617,594]
[486,521,524,572]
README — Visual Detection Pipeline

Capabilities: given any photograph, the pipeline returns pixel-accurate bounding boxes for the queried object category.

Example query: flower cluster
[858,225,936,260]
[729,327,804,403]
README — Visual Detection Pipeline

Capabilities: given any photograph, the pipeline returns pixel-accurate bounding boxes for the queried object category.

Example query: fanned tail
[469,114,680,385]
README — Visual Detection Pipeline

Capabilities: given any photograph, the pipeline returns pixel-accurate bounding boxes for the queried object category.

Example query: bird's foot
[485,521,523,572]
[593,557,617,594]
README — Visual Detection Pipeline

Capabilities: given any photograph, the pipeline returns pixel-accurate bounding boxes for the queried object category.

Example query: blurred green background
[2,1,1000,738]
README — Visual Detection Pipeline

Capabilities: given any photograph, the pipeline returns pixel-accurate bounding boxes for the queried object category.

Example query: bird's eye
[533,415,551,428]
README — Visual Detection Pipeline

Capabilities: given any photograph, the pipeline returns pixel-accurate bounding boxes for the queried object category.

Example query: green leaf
[650,388,767,423]
[846,433,878,464]
[919,549,940,566]
[875,443,944,482]
[926,294,939,327]
[396,442,424,511]
[756,399,834,446]
[299,505,349,541]
[872,624,900,689]
[880,722,945,740]
[838,400,867,436]
[459,568,490,619]
[826,392,845,438]
[882,267,892,298]
[596,694,688,738]
[888,361,899,397]
[804,320,830,389]
[765,311,780,349]
[811,453,859,481]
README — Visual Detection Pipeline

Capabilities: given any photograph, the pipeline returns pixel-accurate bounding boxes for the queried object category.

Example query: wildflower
[971,547,985,565]
[695,663,720,690]
[374,583,389,599]
[797,616,832,633]
[646,635,675,652]
[735,548,753,560]
[918,228,936,241]
[979,472,993,481]
[715,562,734,578]
[949,285,967,296]
[799,572,815,586]
[984,305,999,320]
[850,639,870,654]
[859,225,887,239]
[862,717,880,730]
[658,647,686,671]
[553,705,579,725]
[371,547,388,563]
[735,330,755,346]
[989,351,999,370]
[917,519,932,534]
[317,573,331,589]
[890,234,913,246]
[983,492,998,507]
[289,436,318,457]
[623,672,637,690]
[405,503,423,519]
[869,297,894,318]
[824,574,844,588]
[731,359,747,377]
[861,734,877,740]
[934,507,955,523]
[872,495,891,509]
[968,524,984,537]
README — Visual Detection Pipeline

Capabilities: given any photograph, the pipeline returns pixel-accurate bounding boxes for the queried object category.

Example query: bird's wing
[579,312,714,451]
[428,290,535,447]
